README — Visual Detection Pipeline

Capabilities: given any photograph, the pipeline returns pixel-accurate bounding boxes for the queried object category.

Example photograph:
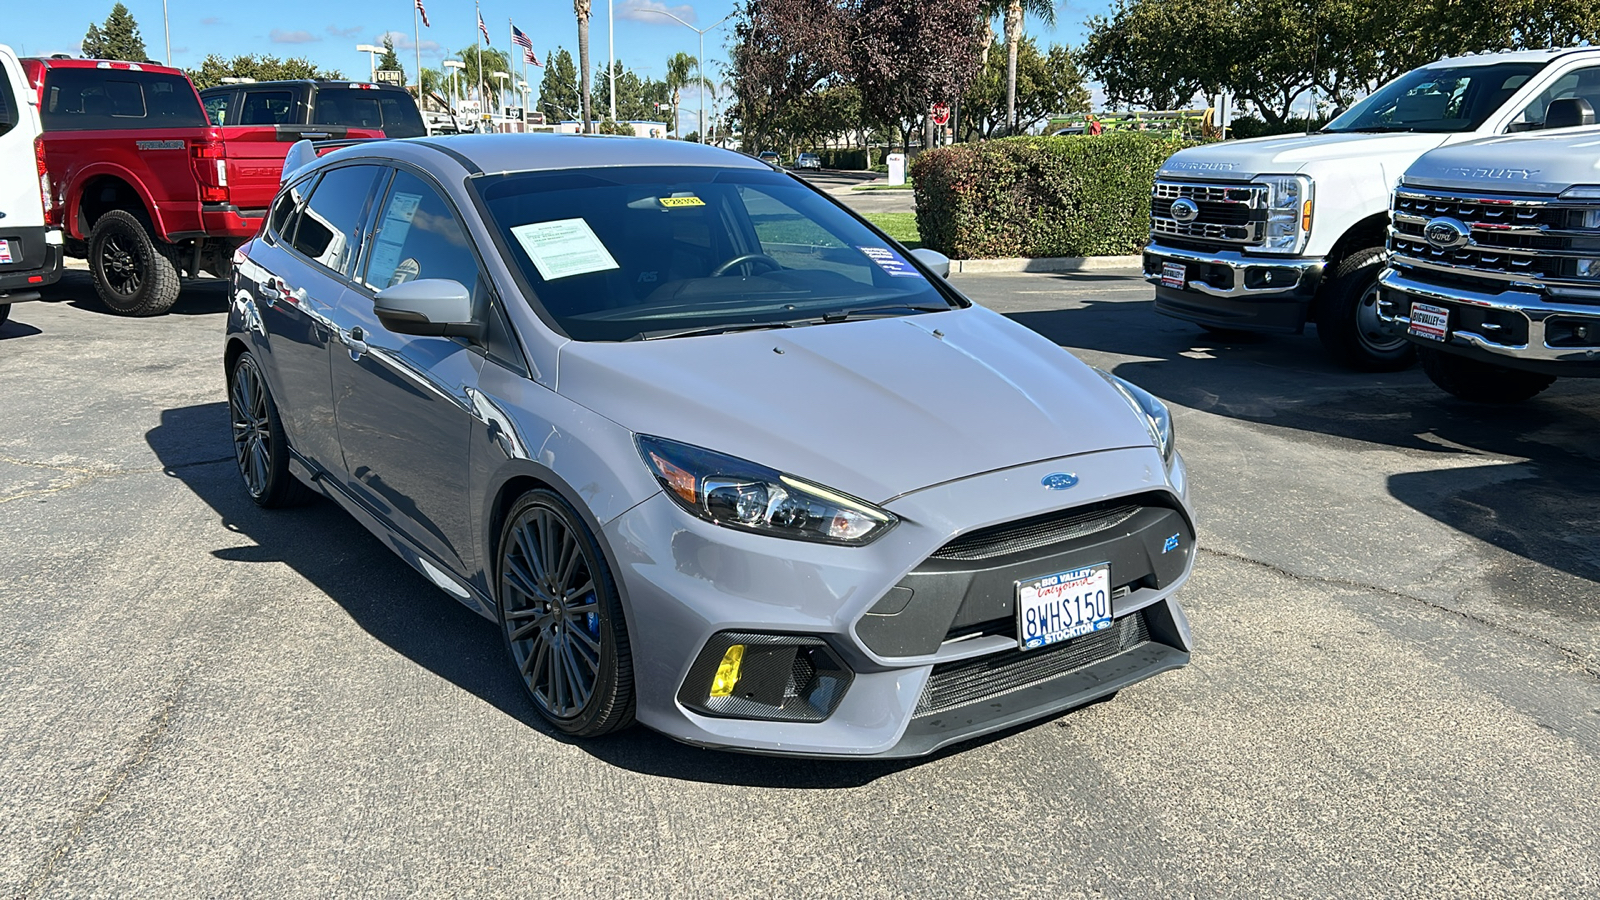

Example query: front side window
[1511,65,1600,129]
[239,90,296,126]
[362,170,479,293]
[1322,62,1546,134]
[475,166,954,341]
[290,165,382,277]
[202,90,234,126]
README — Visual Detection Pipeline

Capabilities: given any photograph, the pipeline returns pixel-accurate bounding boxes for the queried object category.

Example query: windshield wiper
[820,303,951,323]
[1325,125,1416,133]
[633,321,806,341]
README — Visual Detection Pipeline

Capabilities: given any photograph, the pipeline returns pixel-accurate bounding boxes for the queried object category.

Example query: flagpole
[476,0,486,127]
[608,0,616,123]
[413,2,423,103]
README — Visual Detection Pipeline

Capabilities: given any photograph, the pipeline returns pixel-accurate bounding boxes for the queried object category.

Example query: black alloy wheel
[498,490,634,737]
[227,352,313,508]
[87,209,182,316]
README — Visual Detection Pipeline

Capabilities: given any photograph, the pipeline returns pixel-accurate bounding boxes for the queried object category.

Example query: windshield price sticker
[1408,302,1449,342]
[1017,564,1113,650]
[510,218,621,281]
[658,196,705,208]
[857,246,924,278]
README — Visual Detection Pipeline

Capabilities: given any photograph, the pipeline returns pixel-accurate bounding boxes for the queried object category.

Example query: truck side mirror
[1543,97,1595,129]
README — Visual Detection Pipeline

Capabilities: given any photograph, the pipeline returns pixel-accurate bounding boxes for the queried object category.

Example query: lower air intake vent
[914,611,1151,717]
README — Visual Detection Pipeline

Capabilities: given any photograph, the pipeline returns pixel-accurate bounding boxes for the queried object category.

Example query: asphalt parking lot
[2,264,1598,897]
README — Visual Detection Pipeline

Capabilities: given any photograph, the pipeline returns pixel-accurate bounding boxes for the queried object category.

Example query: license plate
[1160,262,1186,289]
[0,239,12,265]
[1017,564,1113,650]
[1408,301,1449,342]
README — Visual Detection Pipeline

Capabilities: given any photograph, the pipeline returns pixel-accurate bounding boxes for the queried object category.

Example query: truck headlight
[1256,174,1314,254]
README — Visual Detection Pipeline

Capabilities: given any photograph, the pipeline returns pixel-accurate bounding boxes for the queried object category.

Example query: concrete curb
[949,256,1143,274]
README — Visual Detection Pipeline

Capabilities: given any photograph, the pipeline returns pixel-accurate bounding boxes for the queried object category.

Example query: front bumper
[1144,243,1324,333]
[1376,268,1600,377]
[604,448,1194,758]
[0,227,64,301]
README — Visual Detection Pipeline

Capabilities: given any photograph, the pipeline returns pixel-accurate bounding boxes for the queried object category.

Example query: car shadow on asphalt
[1007,300,1600,589]
[42,269,232,317]
[0,316,43,340]
[149,401,1041,785]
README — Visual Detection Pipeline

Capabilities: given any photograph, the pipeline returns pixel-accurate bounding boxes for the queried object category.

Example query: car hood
[1401,126,1600,194]
[556,306,1155,503]
[1159,131,1452,181]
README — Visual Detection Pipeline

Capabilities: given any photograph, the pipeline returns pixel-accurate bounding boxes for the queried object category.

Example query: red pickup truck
[23,57,381,315]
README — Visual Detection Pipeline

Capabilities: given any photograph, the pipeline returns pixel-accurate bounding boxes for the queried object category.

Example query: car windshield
[1321,62,1546,133]
[474,166,955,341]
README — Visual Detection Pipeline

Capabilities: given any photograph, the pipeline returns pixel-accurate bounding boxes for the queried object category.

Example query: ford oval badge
[1423,217,1470,251]
[1042,472,1079,491]
[1169,197,1200,224]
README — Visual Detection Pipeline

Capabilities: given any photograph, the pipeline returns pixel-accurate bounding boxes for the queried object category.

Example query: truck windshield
[475,166,954,342]
[1321,62,1546,134]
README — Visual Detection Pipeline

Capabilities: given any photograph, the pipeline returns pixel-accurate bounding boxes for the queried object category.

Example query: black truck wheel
[1315,247,1415,372]
[88,209,182,316]
[1418,348,1555,404]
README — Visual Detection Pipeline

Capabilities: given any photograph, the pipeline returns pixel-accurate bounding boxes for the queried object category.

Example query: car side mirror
[373,279,481,339]
[1543,97,1595,130]
[910,247,951,279]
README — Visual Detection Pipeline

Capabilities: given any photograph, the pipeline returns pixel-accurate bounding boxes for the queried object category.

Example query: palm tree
[664,51,696,138]
[983,0,1056,132]
[574,0,593,132]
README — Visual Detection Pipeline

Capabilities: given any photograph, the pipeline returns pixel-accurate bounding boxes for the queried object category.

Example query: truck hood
[556,306,1156,504]
[1401,126,1600,194]
[1159,131,1452,181]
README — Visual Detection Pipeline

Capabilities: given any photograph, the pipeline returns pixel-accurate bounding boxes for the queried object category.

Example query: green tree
[664,51,698,138]
[960,38,1088,138]
[82,2,147,62]
[188,54,343,90]
[980,0,1056,131]
[378,35,404,81]
[575,0,594,132]
[455,45,513,111]
[851,0,988,150]
[596,60,670,125]
[539,49,581,123]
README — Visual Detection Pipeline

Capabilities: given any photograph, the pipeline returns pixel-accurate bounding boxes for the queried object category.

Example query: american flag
[512,25,532,52]
[478,12,491,42]
[523,47,542,67]
[414,0,429,27]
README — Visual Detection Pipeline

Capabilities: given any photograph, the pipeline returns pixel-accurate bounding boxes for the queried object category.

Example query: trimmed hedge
[812,148,872,170]
[910,133,1195,259]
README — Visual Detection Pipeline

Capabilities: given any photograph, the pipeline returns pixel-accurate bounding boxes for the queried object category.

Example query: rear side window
[290,165,382,278]
[239,90,296,126]
[267,175,314,243]
[41,68,206,131]
[0,62,15,137]
[202,90,236,125]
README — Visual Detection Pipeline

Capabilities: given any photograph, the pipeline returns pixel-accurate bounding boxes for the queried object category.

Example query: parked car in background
[0,44,61,326]
[1377,118,1600,402]
[757,150,781,166]
[1144,47,1600,371]
[796,152,822,170]
[24,56,343,315]
[225,133,1194,757]
[199,80,424,139]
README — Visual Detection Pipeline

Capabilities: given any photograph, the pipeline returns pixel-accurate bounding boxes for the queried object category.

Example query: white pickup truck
[0,43,62,327]
[1376,120,1600,402]
[1143,47,1600,370]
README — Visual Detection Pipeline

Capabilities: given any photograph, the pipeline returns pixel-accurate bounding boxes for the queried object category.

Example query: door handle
[301,132,332,139]
[343,325,368,359]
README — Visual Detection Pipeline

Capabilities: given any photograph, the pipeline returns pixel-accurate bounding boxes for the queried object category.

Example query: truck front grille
[1151,180,1266,246]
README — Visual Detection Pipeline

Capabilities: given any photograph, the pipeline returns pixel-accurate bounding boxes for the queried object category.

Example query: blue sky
[11,1,1110,106]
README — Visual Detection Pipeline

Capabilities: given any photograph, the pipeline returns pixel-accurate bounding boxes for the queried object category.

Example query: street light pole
[608,0,616,123]
[162,0,171,65]
[640,8,734,143]
[356,44,384,82]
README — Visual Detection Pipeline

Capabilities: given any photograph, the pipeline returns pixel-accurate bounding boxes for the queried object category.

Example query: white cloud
[201,17,223,26]
[269,29,321,44]
[617,0,697,25]
[375,31,443,56]
[326,25,365,39]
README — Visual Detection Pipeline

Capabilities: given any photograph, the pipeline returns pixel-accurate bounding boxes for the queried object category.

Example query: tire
[497,489,635,738]
[1314,247,1415,372]
[1417,347,1555,404]
[227,352,314,508]
[88,209,182,316]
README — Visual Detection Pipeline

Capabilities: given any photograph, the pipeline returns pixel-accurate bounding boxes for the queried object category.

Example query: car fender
[63,160,169,240]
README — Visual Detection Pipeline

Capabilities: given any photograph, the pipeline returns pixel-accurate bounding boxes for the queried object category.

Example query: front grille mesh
[932,502,1143,562]
[914,611,1151,717]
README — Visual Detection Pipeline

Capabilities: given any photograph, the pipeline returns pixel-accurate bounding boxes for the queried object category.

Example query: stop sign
[931,102,950,126]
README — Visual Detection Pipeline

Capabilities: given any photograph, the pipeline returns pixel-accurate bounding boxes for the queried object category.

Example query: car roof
[26,57,185,77]
[331,133,771,175]
[199,79,406,93]
[1427,46,1600,68]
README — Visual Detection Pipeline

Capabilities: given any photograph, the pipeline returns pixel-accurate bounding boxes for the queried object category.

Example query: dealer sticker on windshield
[510,218,621,281]
[857,246,924,278]
[1017,563,1113,650]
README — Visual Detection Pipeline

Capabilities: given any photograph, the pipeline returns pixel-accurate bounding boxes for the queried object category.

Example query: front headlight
[637,436,897,545]
[1256,174,1314,254]
[1094,370,1175,465]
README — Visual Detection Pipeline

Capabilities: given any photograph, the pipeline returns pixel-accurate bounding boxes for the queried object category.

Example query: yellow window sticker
[659,196,705,208]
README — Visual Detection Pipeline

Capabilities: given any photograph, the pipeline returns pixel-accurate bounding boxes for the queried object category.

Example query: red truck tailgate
[219,125,385,213]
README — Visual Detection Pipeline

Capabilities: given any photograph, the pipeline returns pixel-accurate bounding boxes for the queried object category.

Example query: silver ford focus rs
[224,134,1194,757]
